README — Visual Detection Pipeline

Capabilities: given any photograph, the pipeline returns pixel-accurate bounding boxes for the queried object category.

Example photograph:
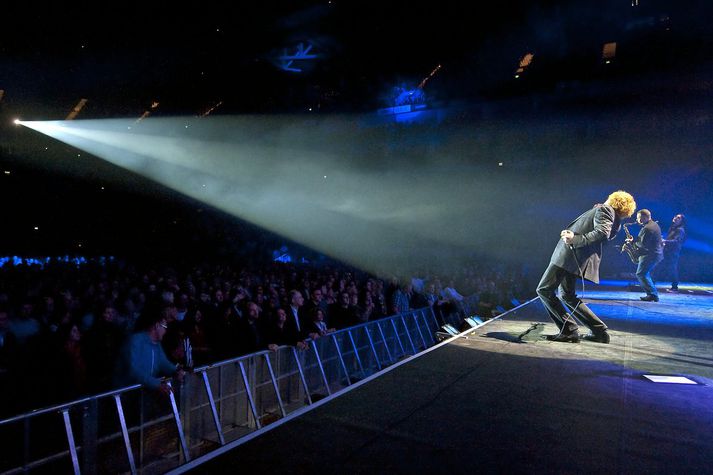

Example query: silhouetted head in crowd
[135,300,173,335]
[273,307,287,327]
[310,307,325,323]
[101,304,118,324]
[246,302,260,322]
[290,290,304,309]
[339,292,350,308]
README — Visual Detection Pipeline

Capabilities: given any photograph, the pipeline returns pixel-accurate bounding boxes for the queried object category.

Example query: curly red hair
[605,190,636,218]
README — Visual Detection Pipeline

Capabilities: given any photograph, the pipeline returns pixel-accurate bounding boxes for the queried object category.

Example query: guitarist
[661,213,686,291]
[627,209,664,302]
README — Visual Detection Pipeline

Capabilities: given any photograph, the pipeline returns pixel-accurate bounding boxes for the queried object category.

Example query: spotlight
[13,118,21,125]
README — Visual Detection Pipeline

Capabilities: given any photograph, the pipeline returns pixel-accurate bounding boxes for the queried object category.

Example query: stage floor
[189,283,713,474]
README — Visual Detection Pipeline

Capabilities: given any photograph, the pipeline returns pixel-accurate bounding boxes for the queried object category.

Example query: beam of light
[16,113,712,280]
[20,115,545,277]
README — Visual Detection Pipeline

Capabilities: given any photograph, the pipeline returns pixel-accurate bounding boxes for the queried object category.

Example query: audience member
[114,305,184,395]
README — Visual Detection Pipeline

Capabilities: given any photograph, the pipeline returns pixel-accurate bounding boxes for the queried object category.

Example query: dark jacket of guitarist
[628,209,663,301]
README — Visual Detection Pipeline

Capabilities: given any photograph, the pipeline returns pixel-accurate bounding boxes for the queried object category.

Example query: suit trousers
[536,264,608,334]
[660,249,681,287]
[636,253,663,297]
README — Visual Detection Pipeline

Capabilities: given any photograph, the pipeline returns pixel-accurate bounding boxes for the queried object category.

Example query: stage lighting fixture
[13,118,21,125]
[643,375,697,384]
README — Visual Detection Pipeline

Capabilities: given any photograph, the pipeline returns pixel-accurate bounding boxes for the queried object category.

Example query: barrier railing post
[412,312,428,349]
[238,360,261,429]
[308,341,331,396]
[400,315,417,354]
[114,394,137,475]
[168,382,191,462]
[264,354,287,418]
[347,330,366,378]
[61,408,81,475]
[201,370,225,445]
[139,389,145,468]
[427,306,439,331]
[179,376,192,458]
[418,310,436,345]
[389,318,406,356]
[376,321,394,364]
[292,347,315,403]
[80,399,98,475]
[331,333,351,386]
[364,326,382,371]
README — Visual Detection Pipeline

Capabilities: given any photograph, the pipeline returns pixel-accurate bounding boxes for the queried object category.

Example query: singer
[536,191,637,343]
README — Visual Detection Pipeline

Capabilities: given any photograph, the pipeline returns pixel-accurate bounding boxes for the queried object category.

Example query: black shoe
[640,295,659,302]
[583,330,610,344]
[546,332,580,343]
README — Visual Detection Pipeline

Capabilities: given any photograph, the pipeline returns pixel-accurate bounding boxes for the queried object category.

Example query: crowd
[0,256,531,417]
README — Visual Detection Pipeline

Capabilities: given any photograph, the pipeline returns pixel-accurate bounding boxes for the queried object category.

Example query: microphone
[562,229,574,250]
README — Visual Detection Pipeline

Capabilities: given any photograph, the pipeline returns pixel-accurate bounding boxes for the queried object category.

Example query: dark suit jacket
[635,220,663,257]
[549,204,620,284]
[283,307,308,343]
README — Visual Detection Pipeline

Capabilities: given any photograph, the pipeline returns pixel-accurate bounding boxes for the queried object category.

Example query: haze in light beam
[19,114,595,277]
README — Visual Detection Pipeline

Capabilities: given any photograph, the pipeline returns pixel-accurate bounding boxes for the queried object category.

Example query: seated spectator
[410,286,429,309]
[84,303,126,392]
[390,283,412,315]
[237,302,268,355]
[182,307,212,365]
[305,307,335,338]
[264,308,291,351]
[329,292,360,329]
[207,301,243,360]
[424,282,448,325]
[114,306,184,395]
[348,293,369,324]
[362,292,381,321]
[162,323,188,366]
[303,288,329,322]
[53,323,88,402]
[10,296,40,346]
[286,290,308,339]
[265,306,310,350]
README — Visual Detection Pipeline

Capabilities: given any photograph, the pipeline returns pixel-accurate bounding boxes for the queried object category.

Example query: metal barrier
[0,307,440,475]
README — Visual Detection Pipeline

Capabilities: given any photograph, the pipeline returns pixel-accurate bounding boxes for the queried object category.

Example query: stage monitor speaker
[464,316,483,328]
[441,324,459,335]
